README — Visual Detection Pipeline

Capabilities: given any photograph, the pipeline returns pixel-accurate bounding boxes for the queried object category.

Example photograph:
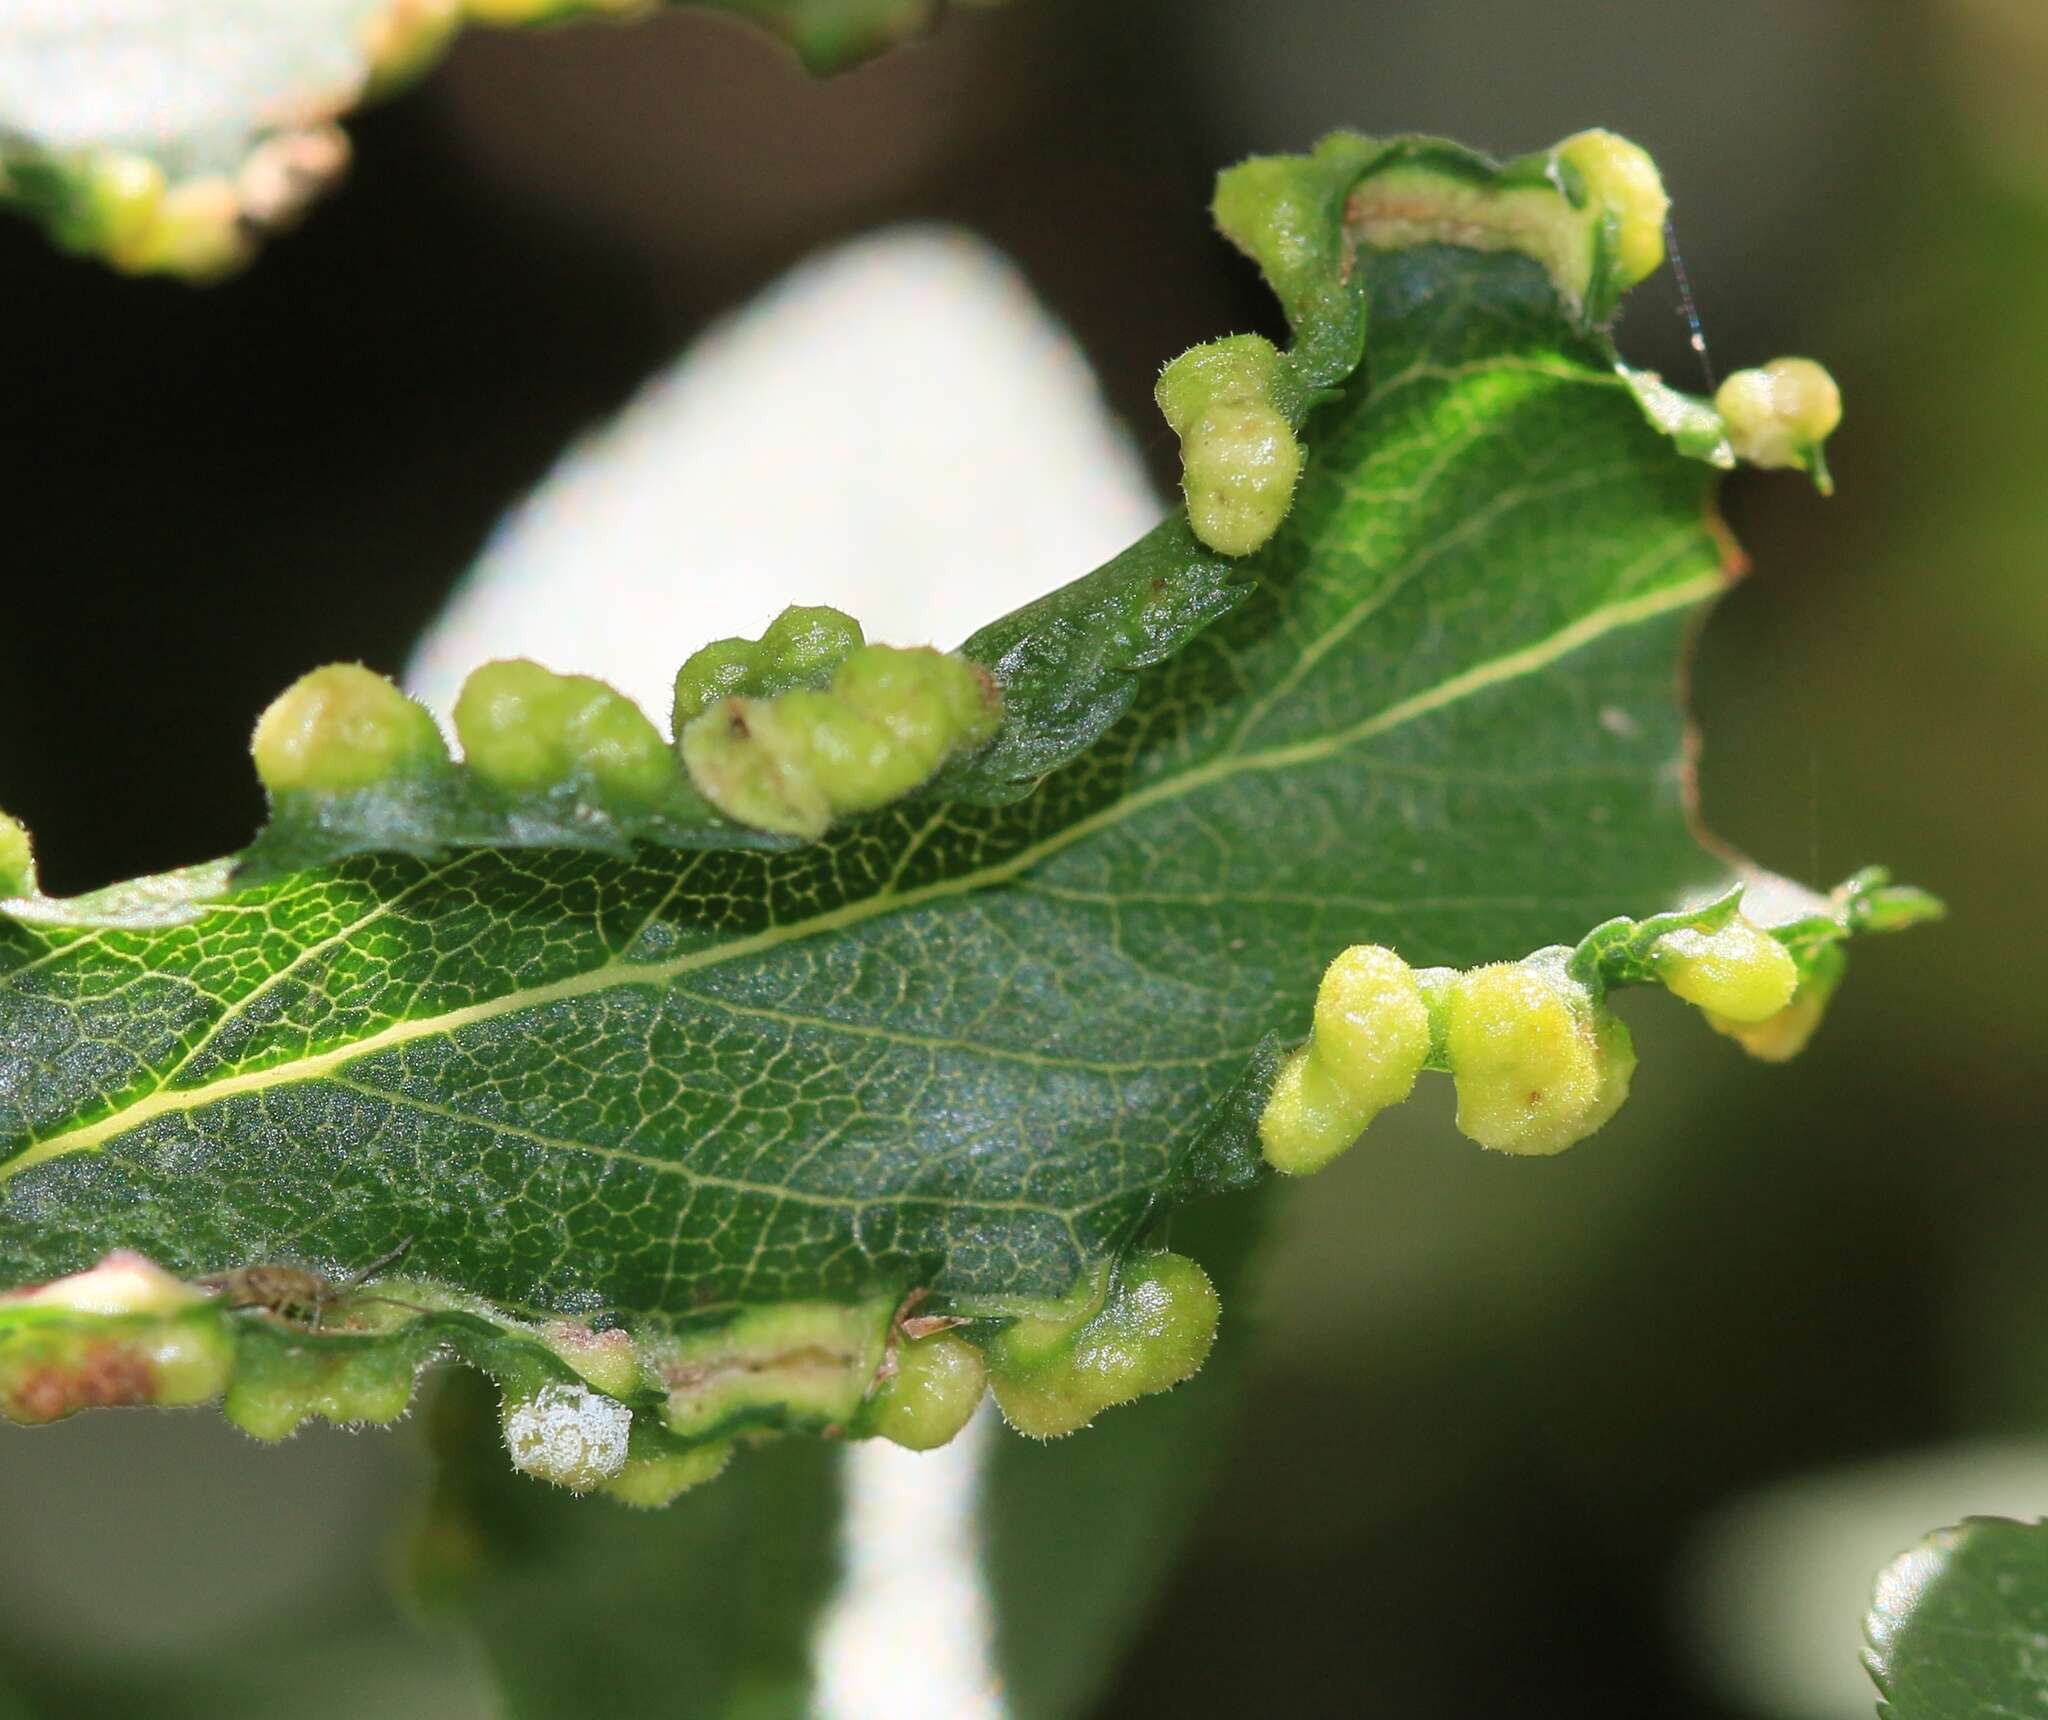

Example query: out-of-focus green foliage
[1866,1517,2048,1718]
[412,1371,841,1719]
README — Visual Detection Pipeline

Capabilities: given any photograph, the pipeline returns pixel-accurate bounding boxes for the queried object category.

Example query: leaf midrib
[0,568,1720,1188]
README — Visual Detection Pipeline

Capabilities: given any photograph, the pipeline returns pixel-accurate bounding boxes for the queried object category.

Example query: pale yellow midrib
[0,571,1718,1186]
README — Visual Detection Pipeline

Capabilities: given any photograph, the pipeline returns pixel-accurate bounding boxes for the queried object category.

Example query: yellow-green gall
[1652,915,1800,1024]
[686,699,836,836]
[989,1252,1219,1440]
[251,663,449,795]
[823,647,994,798]
[1259,944,1431,1175]
[108,175,250,279]
[223,1342,424,1441]
[1211,155,1331,295]
[454,659,671,804]
[682,644,1000,839]
[144,1317,237,1408]
[672,639,764,730]
[1156,335,1303,557]
[363,0,463,91]
[599,1440,732,1509]
[981,1264,1111,1374]
[673,605,866,729]
[1555,129,1669,289]
[0,811,34,897]
[867,1331,989,1451]
[1444,963,1634,1155]
[1714,359,1842,486]
[84,154,168,266]
[0,1311,233,1425]
[1181,401,1303,558]
[759,604,868,685]
[1707,942,1845,1063]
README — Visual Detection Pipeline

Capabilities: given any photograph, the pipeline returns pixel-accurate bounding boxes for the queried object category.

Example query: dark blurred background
[1,1,2043,1715]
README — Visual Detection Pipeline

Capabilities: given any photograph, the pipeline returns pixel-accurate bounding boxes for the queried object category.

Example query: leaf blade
[0,201,1912,1468]
[1,265,1725,1306]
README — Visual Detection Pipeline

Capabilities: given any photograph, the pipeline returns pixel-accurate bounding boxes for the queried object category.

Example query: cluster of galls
[245,603,999,841]
[1159,126,1845,560]
[1259,909,1821,1175]
[0,1245,1222,1514]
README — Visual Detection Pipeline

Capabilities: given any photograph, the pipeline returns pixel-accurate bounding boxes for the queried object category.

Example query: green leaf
[0,133,1929,1487]
[0,0,963,277]
[0,1667,33,1720]
[1866,1517,2048,1718]
[411,1369,840,1718]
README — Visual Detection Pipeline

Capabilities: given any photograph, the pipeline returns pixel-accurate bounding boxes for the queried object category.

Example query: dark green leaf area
[0,245,1729,1323]
[939,512,1253,805]
[1866,1517,2048,1719]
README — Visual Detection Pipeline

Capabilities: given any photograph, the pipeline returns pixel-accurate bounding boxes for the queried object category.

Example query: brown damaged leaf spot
[868,1286,969,1395]
[7,1344,158,1423]
[1706,503,1751,583]
[541,1320,634,1358]
[1345,191,1442,226]
[661,1342,854,1393]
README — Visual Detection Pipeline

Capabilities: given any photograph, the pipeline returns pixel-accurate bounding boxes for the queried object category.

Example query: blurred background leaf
[1682,1447,2048,1720]
[413,1373,842,1720]
[1865,1516,2048,1719]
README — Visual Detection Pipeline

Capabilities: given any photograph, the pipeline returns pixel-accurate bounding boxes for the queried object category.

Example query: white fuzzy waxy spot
[502,1383,631,1490]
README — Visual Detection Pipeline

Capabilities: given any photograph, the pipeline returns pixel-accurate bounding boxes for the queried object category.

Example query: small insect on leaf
[195,1238,424,1332]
